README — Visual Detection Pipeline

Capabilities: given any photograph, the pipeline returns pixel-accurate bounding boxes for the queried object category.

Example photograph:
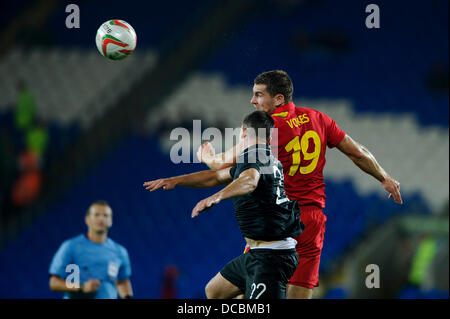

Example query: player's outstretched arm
[196,139,246,170]
[143,167,233,192]
[337,134,403,204]
[191,168,260,218]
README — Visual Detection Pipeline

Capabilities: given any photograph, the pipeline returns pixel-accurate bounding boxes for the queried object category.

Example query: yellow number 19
[284,130,321,176]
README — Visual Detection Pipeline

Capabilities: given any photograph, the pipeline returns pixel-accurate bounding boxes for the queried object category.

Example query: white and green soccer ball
[95,19,137,60]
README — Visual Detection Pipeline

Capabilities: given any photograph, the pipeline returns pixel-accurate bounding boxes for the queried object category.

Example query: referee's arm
[49,275,100,294]
[117,279,133,299]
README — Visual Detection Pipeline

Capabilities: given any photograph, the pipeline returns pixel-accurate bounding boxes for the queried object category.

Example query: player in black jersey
[143,111,304,299]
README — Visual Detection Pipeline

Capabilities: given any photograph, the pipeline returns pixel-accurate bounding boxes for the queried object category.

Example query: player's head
[252,70,293,113]
[85,200,113,234]
[241,110,275,143]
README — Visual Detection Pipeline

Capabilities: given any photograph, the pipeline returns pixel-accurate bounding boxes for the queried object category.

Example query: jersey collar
[241,143,270,154]
[270,102,295,117]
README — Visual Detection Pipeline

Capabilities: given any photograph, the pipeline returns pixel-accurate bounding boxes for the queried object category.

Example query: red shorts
[288,204,327,289]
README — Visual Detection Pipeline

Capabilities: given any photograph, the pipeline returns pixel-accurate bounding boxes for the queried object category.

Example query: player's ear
[268,127,274,144]
[274,93,285,106]
[240,126,247,140]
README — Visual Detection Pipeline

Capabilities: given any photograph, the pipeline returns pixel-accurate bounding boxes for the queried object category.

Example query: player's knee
[286,285,313,299]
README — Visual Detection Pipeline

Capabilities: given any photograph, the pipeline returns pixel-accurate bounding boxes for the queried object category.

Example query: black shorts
[220,248,298,299]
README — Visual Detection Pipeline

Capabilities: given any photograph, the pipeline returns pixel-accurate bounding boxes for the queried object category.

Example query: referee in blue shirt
[49,200,133,299]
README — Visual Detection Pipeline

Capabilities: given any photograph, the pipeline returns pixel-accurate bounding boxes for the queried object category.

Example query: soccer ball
[95,19,137,60]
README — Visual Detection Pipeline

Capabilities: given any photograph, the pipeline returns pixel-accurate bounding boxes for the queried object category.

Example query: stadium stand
[200,0,448,127]
[0,48,157,128]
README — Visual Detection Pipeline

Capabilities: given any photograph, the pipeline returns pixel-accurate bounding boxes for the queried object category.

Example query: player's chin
[95,226,108,233]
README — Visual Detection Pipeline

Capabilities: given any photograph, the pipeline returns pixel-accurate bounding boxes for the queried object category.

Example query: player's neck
[87,230,108,244]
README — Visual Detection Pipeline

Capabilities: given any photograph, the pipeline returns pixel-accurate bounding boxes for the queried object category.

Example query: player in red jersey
[197,70,403,299]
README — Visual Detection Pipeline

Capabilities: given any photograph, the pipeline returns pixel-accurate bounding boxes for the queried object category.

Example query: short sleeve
[323,113,346,148]
[49,240,73,279]
[229,165,236,178]
[236,163,261,176]
[234,148,267,176]
[117,246,132,281]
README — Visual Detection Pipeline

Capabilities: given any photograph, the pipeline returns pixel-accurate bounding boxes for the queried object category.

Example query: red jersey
[270,102,346,209]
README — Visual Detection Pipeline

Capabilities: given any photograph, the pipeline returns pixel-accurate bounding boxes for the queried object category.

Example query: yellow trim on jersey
[272,111,289,118]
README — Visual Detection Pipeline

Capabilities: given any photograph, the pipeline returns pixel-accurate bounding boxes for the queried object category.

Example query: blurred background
[0,0,448,299]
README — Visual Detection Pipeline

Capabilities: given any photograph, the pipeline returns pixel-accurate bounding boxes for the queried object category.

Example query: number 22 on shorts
[249,282,266,299]
[284,130,321,176]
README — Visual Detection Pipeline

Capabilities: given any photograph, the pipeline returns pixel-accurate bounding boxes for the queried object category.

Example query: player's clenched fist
[143,178,177,192]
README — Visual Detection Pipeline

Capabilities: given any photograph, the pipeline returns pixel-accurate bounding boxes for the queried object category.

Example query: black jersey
[229,144,304,241]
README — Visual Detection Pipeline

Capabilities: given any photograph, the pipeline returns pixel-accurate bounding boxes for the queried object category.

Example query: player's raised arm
[143,167,233,192]
[191,168,260,218]
[196,139,246,170]
[336,134,403,204]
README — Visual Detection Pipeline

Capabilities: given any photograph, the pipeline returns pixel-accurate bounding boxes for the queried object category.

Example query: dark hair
[242,111,275,142]
[86,200,111,216]
[254,70,293,103]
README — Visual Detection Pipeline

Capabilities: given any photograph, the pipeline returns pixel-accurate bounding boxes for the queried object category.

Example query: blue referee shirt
[49,234,131,299]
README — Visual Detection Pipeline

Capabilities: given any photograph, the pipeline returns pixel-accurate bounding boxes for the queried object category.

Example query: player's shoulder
[294,105,321,116]
[240,144,270,159]
[106,237,129,255]
[294,104,333,121]
[57,234,84,251]
[64,234,86,244]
